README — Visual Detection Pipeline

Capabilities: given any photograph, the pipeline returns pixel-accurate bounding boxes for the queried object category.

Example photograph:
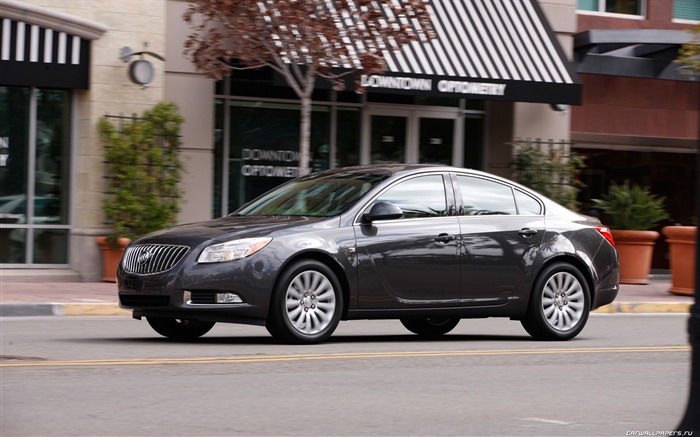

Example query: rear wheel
[521,263,590,341]
[266,260,343,344]
[146,317,215,340]
[400,317,460,337]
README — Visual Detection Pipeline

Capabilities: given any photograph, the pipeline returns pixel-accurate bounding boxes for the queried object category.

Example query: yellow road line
[0,345,690,368]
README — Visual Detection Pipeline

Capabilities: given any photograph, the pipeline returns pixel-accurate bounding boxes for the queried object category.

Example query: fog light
[183,290,192,303]
[216,292,243,304]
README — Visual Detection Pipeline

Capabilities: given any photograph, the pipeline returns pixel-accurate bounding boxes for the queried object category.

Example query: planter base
[662,226,696,296]
[611,230,660,285]
[95,236,131,283]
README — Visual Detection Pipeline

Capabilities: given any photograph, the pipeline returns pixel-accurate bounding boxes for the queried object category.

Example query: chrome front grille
[122,244,189,275]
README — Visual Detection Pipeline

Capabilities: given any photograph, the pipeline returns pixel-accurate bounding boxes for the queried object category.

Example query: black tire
[400,317,460,337]
[266,260,343,344]
[520,263,591,341]
[146,317,215,340]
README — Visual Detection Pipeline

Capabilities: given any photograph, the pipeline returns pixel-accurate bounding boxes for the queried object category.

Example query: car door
[354,173,461,309]
[454,174,545,306]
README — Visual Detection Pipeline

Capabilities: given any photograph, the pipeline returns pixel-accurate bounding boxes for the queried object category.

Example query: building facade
[572,0,700,268]
[1,0,581,281]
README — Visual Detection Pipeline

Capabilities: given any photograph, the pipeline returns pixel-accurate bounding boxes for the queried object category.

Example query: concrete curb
[0,302,692,317]
[593,302,692,314]
[1,303,130,317]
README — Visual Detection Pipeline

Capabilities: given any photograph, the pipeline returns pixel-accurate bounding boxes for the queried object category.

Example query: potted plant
[662,218,697,296]
[592,180,669,284]
[96,102,185,281]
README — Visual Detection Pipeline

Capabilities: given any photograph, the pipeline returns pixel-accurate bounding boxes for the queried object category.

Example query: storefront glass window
[578,0,644,15]
[213,98,224,217]
[226,101,334,211]
[35,89,70,225]
[335,107,361,168]
[0,86,70,265]
[674,0,700,20]
[0,87,30,264]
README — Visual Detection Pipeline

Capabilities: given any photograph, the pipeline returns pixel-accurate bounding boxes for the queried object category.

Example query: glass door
[367,108,460,166]
[370,114,408,164]
[418,117,454,165]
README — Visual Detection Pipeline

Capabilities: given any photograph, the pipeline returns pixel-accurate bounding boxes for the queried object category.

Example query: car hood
[132,215,336,246]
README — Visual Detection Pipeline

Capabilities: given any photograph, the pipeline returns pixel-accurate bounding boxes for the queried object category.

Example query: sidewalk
[0,276,695,317]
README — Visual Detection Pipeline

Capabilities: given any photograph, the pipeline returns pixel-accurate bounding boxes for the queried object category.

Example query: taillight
[596,225,615,247]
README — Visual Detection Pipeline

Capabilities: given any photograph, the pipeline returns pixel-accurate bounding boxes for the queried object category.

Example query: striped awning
[0,18,91,89]
[359,0,581,105]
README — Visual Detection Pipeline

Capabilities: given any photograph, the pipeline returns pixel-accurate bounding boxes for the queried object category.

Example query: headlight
[197,237,272,263]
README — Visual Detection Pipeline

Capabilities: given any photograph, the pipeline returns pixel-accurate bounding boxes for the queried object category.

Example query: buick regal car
[117,164,619,344]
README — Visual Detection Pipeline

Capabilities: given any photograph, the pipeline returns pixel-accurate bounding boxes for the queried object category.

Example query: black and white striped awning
[359,0,581,105]
[0,18,91,89]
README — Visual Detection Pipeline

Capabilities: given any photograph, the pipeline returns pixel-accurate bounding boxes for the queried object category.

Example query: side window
[375,175,447,219]
[457,176,516,215]
[514,190,542,215]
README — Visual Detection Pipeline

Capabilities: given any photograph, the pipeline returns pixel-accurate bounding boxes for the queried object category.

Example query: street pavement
[0,274,695,317]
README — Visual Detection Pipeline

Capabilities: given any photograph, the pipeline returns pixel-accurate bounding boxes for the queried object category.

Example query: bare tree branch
[183,0,433,175]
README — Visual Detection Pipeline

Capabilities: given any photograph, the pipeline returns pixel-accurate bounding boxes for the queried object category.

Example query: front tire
[400,317,460,337]
[521,263,591,341]
[146,317,215,340]
[266,260,343,344]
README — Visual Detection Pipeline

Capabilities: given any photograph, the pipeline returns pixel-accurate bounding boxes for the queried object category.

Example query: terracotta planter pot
[96,236,131,283]
[662,226,697,296]
[611,230,659,285]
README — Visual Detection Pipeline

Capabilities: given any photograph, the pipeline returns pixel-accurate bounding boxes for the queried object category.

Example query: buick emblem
[137,251,154,265]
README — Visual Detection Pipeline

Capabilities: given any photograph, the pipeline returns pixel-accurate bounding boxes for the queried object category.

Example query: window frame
[576,0,646,18]
[452,174,518,217]
[355,172,457,223]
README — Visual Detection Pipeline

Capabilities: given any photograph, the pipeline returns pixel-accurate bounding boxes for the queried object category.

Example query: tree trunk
[298,95,311,176]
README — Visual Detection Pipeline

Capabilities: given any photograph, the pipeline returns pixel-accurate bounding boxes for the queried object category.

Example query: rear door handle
[518,228,538,238]
[435,233,456,243]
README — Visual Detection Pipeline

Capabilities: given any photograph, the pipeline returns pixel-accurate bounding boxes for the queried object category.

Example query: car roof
[310,163,514,185]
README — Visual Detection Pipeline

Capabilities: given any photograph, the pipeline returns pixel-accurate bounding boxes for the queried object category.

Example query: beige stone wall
[165,0,215,224]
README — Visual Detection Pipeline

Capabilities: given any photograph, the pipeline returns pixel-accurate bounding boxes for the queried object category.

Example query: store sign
[0,137,8,167]
[241,148,300,178]
[360,74,507,97]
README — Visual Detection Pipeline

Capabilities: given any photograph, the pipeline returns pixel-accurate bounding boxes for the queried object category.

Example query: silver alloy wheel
[284,270,337,335]
[541,271,585,332]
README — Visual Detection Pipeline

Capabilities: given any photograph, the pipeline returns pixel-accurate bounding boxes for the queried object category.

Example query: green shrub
[591,180,669,230]
[98,102,184,244]
[511,142,585,211]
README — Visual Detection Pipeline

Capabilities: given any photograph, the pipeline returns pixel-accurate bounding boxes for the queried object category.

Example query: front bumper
[117,253,279,324]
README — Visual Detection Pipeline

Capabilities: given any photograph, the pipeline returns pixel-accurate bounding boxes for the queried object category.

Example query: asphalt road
[0,314,693,436]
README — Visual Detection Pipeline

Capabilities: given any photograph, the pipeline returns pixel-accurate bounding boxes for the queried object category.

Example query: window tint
[514,190,542,215]
[457,176,516,215]
[674,0,700,20]
[375,175,447,219]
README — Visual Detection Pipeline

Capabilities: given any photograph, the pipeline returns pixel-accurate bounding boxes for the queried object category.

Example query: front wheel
[521,263,591,341]
[146,317,215,340]
[400,317,460,337]
[266,260,343,344]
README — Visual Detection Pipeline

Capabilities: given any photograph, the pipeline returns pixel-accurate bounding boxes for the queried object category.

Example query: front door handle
[435,233,456,243]
[518,228,538,238]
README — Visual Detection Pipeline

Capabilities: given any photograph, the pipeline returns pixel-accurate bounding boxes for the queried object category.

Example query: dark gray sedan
[117,164,619,343]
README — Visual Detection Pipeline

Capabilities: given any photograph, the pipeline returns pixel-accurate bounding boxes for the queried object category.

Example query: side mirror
[362,201,403,223]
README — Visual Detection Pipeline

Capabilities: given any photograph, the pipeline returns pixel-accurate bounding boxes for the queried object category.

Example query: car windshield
[234,172,388,217]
